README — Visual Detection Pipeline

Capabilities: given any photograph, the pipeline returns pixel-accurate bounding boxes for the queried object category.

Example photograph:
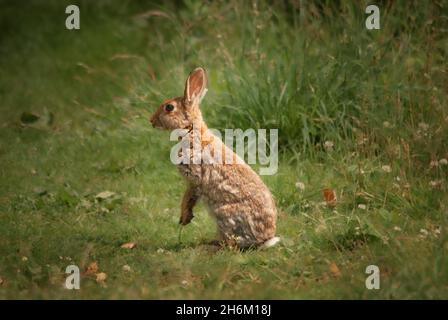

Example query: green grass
[0,0,447,299]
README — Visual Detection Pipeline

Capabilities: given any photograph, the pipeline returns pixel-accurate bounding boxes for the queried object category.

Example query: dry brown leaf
[121,242,137,249]
[84,261,99,275]
[84,107,104,117]
[95,191,116,200]
[95,272,107,283]
[134,10,172,20]
[109,53,142,61]
[329,262,341,278]
[322,188,337,206]
[0,276,4,286]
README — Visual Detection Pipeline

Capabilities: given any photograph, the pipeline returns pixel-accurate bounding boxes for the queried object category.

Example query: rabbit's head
[150,67,208,130]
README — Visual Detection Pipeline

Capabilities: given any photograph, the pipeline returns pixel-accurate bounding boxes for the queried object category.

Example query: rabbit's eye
[165,104,174,112]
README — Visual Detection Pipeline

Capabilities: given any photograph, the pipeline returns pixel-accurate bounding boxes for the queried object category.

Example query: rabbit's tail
[260,236,280,249]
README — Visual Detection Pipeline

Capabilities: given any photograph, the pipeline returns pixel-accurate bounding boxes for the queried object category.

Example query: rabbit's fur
[150,67,278,248]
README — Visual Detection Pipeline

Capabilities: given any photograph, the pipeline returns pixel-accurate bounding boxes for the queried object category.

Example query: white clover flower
[418,122,429,131]
[295,181,305,191]
[430,160,439,168]
[181,280,189,287]
[429,180,443,188]
[324,140,334,150]
[357,204,367,210]
[381,165,392,173]
[439,158,448,166]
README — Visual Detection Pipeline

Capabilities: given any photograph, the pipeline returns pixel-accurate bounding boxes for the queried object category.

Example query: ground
[0,0,447,299]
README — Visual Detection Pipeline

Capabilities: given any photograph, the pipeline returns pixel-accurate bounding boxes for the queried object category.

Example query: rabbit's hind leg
[218,215,258,249]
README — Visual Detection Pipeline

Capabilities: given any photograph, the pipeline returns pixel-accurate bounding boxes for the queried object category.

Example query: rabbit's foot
[206,239,223,246]
[179,210,194,225]
[199,239,223,253]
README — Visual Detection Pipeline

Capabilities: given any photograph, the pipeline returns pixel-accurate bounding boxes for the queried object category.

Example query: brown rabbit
[150,67,279,249]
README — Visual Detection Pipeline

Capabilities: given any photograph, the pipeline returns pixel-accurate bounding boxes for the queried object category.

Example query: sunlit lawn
[0,0,447,299]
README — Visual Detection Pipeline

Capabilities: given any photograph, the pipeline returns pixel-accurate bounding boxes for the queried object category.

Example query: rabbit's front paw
[179,210,194,225]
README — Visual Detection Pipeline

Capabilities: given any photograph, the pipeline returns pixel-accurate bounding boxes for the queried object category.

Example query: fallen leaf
[33,187,48,196]
[84,107,104,117]
[429,180,443,189]
[20,112,40,124]
[0,277,4,286]
[20,109,54,129]
[121,242,137,249]
[329,262,341,278]
[322,188,337,206]
[109,53,141,61]
[134,10,172,20]
[84,261,99,275]
[357,204,367,210]
[96,272,107,283]
[95,191,116,200]
[430,160,439,168]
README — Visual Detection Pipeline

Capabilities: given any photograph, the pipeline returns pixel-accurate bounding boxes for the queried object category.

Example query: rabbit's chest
[176,140,203,182]
[177,163,203,182]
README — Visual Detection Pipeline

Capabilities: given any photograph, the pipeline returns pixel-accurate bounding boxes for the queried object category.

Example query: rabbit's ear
[184,67,208,106]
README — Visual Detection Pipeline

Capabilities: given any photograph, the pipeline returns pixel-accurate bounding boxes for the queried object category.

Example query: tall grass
[82,0,447,171]
[204,1,448,164]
